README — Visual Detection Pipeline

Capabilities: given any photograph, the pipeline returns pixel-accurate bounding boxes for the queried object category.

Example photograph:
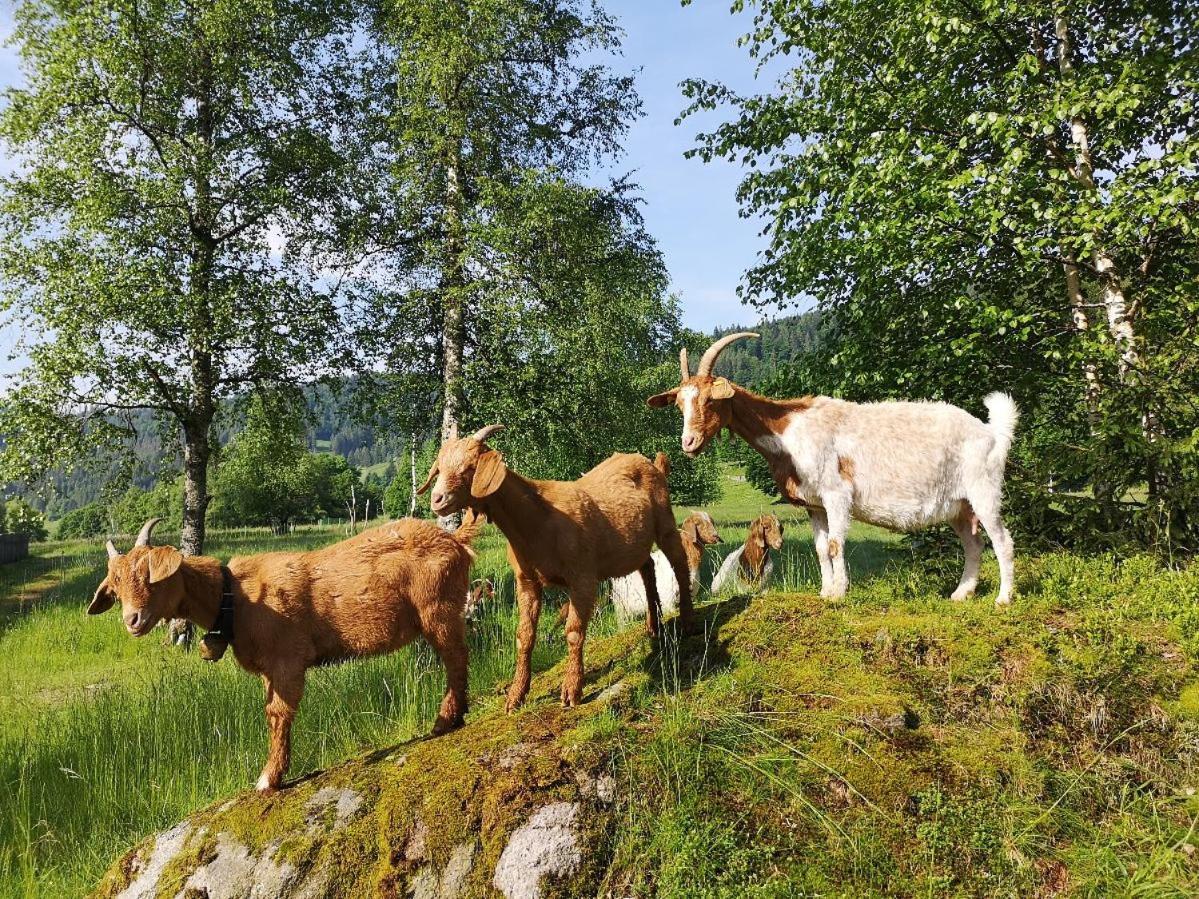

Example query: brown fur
[740,514,784,581]
[838,456,856,483]
[422,435,693,712]
[88,517,478,791]
[649,379,815,501]
[679,511,721,572]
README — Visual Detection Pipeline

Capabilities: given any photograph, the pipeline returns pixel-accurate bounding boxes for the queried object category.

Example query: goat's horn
[697,332,760,377]
[106,539,120,559]
[680,347,690,381]
[470,424,505,443]
[134,517,163,547]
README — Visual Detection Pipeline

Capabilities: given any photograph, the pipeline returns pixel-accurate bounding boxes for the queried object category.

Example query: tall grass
[0,469,900,896]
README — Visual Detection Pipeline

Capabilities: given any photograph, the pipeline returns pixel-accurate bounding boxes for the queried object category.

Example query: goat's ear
[416,464,438,495]
[471,450,507,498]
[88,578,116,615]
[146,547,183,584]
[646,389,678,408]
[681,518,699,543]
[711,378,735,400]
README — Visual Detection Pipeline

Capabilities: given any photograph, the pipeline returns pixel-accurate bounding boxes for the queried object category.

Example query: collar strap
[200,566,236,661]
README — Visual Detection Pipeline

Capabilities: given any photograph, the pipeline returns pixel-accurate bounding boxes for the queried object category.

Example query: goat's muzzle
[124,609,157,637]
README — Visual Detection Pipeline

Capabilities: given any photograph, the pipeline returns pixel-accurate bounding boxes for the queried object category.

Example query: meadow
[0,467,890,897]
[8,468,1199,897]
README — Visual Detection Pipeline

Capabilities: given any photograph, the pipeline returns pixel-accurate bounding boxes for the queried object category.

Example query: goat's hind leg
[657,513,697,633]
[426,613,469,735]
[950,501,983,601]
[968,491,1016,607]
[639,559,663,638]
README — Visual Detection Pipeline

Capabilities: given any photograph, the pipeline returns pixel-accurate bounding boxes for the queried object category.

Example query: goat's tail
[983,392,1019,469]
[653,451,671,478]
[451,509,485,560]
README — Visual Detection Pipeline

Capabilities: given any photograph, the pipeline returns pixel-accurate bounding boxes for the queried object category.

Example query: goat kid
[649,334,1019,605]
[710,514,784,595]
[89,516,478,791]
[610,511,720,624]
[419,426,693,712]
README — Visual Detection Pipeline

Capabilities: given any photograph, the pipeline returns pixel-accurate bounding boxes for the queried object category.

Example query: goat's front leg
[822,494,852,598]
[561,579,597,708]
[425,612,469,735]
[257,667,305,792]
[808,508,834,597]
[505,574,543,713]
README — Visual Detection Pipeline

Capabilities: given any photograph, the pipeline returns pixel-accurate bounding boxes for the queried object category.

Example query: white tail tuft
[983,392,1019,468]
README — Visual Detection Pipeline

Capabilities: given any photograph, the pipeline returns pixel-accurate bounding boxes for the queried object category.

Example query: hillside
[91,552,1199,897]
[14,315,820,521]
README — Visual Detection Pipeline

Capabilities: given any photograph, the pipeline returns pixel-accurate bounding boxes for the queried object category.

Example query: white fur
[762,392,1018,605]
[610,549,700,625]
[710,545,776,595]
[680,385,700,444]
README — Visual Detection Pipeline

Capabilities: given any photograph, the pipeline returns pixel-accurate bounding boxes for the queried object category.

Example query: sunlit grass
[2,466,843,896]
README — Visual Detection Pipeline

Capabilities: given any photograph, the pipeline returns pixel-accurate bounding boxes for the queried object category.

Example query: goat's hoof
[430,716,463,737]
[677,618,701,637]
[255,774,280,793]
[504,694,526,714]
[950,588,975,602]
[994,595,1013,608]
[560,685,582,708]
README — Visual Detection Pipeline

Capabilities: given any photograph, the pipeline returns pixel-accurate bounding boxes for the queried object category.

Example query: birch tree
[0,0,349,559]
[348,0,641,440]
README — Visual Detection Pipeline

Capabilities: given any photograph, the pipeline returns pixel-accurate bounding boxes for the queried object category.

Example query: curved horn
[134,517,163,547]
[470,424,505,443]
[697,332,760,377]
[106,539,120,559]
[679,347,690,381]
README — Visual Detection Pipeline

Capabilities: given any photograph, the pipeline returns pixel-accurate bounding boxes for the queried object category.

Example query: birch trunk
[438,133,466,531]
[409,439,418,517]
[1055,11,1162,500]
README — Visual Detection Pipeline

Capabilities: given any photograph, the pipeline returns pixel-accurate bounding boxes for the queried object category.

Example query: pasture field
[5,467,1199,897]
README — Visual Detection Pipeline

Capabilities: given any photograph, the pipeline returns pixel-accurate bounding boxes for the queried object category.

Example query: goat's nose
[123,610,141,630]
[682,433,700,451]
[431,491,445,507]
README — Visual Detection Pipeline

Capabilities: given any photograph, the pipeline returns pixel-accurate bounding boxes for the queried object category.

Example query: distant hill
[14,313,821,518]
[706,311,821,385]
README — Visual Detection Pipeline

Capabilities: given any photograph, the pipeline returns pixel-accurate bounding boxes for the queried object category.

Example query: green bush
[56,503,108,539]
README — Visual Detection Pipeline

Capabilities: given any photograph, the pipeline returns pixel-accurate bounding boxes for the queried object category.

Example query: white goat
[649,334,1019,606]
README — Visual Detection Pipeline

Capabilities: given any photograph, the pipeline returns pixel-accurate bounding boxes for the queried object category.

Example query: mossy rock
[91,560,1199,897]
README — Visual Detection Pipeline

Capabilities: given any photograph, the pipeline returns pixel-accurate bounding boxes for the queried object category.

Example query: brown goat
[420,425,693,712]
[88,516,478,791]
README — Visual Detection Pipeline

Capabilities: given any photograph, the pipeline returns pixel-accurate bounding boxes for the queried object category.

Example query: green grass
[1,466,861,897]
[12,466,1199,897]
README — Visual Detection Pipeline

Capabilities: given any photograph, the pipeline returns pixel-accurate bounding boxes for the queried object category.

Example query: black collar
[205,566,236,645]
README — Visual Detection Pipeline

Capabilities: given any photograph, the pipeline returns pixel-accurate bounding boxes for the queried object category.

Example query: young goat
[649,334,1019,605]
[710,514,784,595]
[610,511,721,625]
[88,516,478,791]
[465,578,495,622]
[419,426,693,711]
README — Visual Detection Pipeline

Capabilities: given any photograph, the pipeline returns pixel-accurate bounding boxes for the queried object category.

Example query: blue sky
[0,0,794,368]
